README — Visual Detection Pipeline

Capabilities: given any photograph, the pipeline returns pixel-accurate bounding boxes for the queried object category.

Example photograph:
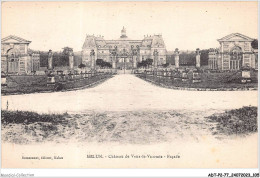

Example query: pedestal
[1,76,7,87]
[133,56,137,69]
[181,72,188,82]
[69,55,74,70]
[192,71,201,83]
[112,61,117,69]
[47,76,55,86]
[241,70,251,83]
[175,55,179,68]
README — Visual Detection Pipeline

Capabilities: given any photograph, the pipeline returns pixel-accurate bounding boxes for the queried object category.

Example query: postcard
[1,1,258,172]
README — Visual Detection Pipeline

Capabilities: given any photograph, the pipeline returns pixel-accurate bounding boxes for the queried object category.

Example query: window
[223,55,230,70]
[19,44,25,53]
[244,43,250,51]
[1,45,4,54]
[223,43,229,52]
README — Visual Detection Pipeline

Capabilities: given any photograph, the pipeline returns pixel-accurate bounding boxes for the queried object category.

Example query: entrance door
[230,46,242,70]
[7,49,20,74]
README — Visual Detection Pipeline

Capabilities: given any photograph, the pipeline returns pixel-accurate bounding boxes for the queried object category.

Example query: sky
[1,1,258,52]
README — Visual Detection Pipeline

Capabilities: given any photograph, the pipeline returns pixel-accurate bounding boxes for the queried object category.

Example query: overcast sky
[2,1,258,52]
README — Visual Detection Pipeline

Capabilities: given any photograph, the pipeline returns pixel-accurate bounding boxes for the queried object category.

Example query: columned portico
[208,33,257,71]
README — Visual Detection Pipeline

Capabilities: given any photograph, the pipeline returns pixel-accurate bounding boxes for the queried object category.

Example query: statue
[48,50,52,58]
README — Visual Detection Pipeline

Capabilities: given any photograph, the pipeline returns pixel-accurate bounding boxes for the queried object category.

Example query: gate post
[69,50,74,70]
[90,49,96,70]
[196,48,201,68]
[48,50,53,70]
[174,48,180,69]
[153,49,159,68]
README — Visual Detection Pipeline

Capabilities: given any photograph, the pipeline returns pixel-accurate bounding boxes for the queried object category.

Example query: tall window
[1,45,4,54]
[223,43,229,52]
[244,42,250,51]
[230,46,242,70]
[19,44,25,54]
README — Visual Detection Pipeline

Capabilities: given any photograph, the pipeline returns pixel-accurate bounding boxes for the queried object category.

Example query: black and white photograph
[0,1,258,177]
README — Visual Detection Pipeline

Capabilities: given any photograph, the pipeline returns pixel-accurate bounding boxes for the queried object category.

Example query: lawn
[1,106,257,144]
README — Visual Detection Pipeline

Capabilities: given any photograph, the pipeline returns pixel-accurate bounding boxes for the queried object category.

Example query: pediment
[1,35,31,44]
[3,39,22,43]
[229,36,249,41]
[218,33,254,42]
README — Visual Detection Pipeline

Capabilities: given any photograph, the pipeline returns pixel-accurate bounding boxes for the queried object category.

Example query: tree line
[96,59,112,68]
[39,47,81,67]
[166,49,209,66]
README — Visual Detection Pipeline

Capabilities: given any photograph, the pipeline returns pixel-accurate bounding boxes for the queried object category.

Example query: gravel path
[1,74,258,168]
[1,74,257,113]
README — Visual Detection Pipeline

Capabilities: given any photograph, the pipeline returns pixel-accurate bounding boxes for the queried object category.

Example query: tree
[200,49,209,66]
[59,47,73,66]
[39,47,76,68]
[62,47,73,55]
[74,52,82,66]
[251,39,258,49]
[179,52,196,66]
[96,59,104,67]
[96,59,112,68]
[146,58,153,68]
[78,63,86,68]
[53,52,62,67]
[39,51,48,67]
[137,62,143,68]
[103,61,112,68]
[137,60,148,68]
[162,63,169,68]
